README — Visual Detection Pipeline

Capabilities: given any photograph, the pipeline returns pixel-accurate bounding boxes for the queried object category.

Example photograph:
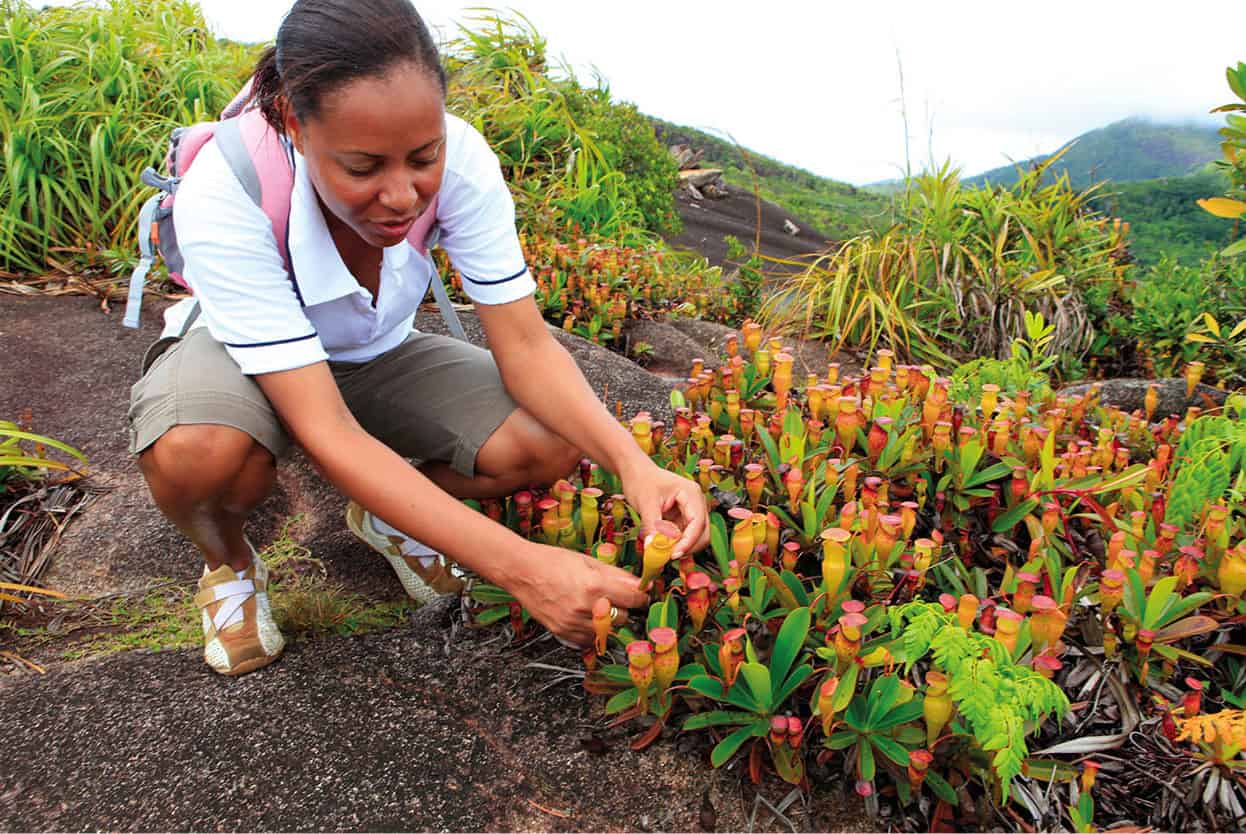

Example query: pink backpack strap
[407,194,464,340]
[213,108,298,295]
[407,194,440,254]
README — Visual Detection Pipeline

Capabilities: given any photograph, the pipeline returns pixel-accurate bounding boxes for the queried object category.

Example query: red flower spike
[768,715,788,746]
[719,627,748,687]
[686,572,712,633]
[787,716,804,749]
[627,640,655,713]
[1184,678,1203,717]
[1080,760,1101,794]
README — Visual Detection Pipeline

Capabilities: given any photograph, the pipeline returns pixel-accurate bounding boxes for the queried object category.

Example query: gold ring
[610,606,619,620]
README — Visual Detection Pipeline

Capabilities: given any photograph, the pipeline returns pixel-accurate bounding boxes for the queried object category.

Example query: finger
[671,490,707,558]
[609,573,652,610]
[638,494,666,541]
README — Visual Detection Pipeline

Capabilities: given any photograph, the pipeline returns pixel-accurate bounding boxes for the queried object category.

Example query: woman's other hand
[623,465,710,561]
[510,542,649,647]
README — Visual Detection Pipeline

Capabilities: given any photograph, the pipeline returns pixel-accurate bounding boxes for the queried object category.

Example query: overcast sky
[41,0,1245,184]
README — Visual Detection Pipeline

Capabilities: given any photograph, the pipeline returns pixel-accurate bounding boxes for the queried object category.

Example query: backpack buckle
[140,166,180,194]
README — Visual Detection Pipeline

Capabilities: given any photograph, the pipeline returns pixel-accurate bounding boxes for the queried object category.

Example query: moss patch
[2,515,418,664]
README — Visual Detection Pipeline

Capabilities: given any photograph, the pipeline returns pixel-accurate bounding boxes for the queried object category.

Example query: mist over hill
[960,117,1221,189]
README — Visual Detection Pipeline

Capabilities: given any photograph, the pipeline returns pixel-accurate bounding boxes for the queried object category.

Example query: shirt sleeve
[436,117,536,305]
[173,141,329,375]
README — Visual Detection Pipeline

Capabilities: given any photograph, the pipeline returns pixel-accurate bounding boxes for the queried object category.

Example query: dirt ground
[0,285,873,831]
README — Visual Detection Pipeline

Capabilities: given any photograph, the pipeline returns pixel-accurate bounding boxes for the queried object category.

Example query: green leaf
[687,675,725,701]
[832,662,859,713]
[865,674,901,726]
[682,710,757,731]
[759,565,800,611]
[875,700,924,730]
[827,730,858,750]
[1220,236,1246,257]
[472,605,512,625]
[1155,592,1215,629]
[670,388,687,410]
[958,440,985,484]
[992,497,1039,532]
[769,606,811,692]
[925,768,959,804]
[781,570,810,606]
[801,499,818,539]
[871,734,913,767]
[757,422,782,478]
[770,664,814,711]
[738,662,773,714]
[858,738,876,780]
[1143,576,1179,629]
[675,663,707,681]
[965,461,1013,489]
[709,514,730,578]
[1039,428,1057,490]
[711,723,759,768]
[605,687,639,714]
[0,428,88,463]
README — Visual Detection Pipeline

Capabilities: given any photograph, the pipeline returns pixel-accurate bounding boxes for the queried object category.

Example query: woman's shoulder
[172,135,277,253]
[441,112,504,188]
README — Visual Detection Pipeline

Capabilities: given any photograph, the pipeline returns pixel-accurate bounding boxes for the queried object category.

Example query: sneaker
[345,501,465,605]
[193,541,285,676]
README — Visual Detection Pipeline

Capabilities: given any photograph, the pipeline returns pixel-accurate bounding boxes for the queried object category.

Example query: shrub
[1111,255,1246,384]
[760,157,1130,370]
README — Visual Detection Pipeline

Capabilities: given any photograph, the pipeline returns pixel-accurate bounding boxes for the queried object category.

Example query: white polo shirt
[164,112,535,375]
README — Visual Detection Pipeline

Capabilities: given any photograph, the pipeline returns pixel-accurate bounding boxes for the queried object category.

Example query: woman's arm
[254,362,648,645]
[475,297,709,558]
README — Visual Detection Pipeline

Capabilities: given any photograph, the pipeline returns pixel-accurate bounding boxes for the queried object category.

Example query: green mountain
[648,117,895,241]
[1090,167,1237,266]
[962,117,1221,189]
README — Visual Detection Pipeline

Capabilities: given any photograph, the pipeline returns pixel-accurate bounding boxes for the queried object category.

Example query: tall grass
[0,0,255,275]
[761,154,1131,370]
[1,3,680,279]
[443,12,679,244]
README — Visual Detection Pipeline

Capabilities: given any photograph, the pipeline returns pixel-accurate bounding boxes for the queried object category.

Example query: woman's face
[284,61,446,249]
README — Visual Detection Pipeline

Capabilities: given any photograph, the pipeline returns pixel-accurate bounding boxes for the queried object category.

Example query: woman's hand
[623,462,710,560]
[509,541,649,647]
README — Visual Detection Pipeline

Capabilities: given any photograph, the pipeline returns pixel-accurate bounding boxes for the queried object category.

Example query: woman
[128,0,708,676]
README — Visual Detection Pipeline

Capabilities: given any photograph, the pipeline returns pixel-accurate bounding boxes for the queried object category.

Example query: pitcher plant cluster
[440,232,741,347]
[463,313,1246,824]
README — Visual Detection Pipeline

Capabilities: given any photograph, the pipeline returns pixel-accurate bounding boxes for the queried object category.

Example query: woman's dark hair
[249,0,446,133]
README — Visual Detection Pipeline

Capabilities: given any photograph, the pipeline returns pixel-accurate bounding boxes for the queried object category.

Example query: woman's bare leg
[137,424,276,572]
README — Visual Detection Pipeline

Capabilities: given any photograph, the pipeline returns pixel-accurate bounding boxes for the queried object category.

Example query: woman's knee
[139,424,273,498]
[521,433,582,488]
[476,410,581,488]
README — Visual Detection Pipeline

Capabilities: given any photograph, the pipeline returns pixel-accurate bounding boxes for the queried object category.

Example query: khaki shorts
[127,326,518,479]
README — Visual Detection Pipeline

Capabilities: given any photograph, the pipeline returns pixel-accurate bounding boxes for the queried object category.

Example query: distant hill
[1090,167,1237,266]
[961,117,1221,189]
[647,117,895,241]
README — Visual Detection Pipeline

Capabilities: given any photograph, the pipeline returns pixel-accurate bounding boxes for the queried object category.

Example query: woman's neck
[320,197,383,303]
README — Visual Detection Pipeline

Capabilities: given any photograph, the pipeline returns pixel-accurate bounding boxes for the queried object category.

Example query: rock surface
[1058,377,1229,418]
